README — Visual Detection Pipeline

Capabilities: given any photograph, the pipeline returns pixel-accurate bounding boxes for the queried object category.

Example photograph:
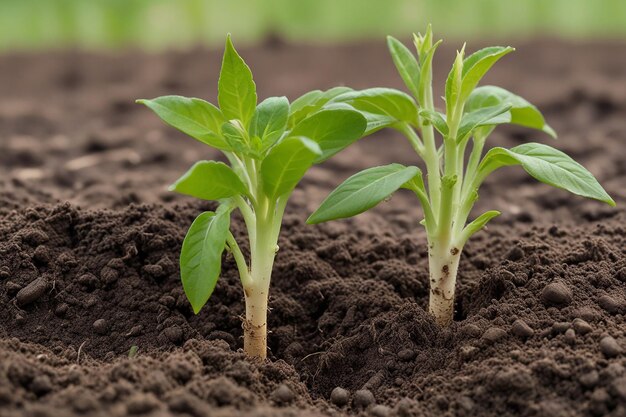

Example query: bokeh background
[1,0,626,52]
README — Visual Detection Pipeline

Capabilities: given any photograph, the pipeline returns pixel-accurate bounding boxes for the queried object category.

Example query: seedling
[308,26,615,326]
[138,36,366,358]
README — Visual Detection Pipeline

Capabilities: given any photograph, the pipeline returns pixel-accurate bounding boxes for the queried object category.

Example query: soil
[0,38,625,417]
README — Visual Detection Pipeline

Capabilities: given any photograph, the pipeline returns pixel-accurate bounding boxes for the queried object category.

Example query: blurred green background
[1,0,625,52]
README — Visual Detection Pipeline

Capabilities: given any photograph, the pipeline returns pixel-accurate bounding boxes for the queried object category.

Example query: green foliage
[309,29,614,326]
[466,86,556,137]
[312,30,612,237]
[307,164,420,224]
[478,143,615,205]
[169,161,249,200]
[290,107,367,162]
[136,96,229,150]
[250,96,289,151]
[180,208,231,314]
[387,36,421,98]
[138,36,367,324]
[332,88,418,134]
[261,136,321,198]
[218,35,257,125]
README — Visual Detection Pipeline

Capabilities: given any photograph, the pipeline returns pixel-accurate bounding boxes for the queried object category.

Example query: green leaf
[170,161,249,200]
[250,96,289,151]
[221,121,261,158]
[289,87,353,127]
[419,109,448,135]
[136,96,230,150]
[332,88,418,134]
[387,36,420,99]
[456,104,512,142]
[307,164,420,224]
[181,207,231,314]
[445,47,465,116]
[290,107,366,162]
[261,136,321,198]
[461,210,501,242]
[466,86,556,137]
[218,35,257,125]
[417,39,442,105]
[460,46,514,104]
[290,90,323,114]
[413,25,433,60]
[479,143,615,206]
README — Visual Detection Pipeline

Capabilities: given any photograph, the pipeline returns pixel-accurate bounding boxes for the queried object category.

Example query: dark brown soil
[0,39,625,417]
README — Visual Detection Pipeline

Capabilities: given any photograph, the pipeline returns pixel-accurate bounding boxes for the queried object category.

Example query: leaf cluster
[138,35,367,312]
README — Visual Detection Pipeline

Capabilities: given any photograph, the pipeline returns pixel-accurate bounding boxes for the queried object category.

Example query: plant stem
[241,194,281,359]
[226,232,250,286]
[419,74,441,213]
[428,102,465,326]
[428,241,462,326]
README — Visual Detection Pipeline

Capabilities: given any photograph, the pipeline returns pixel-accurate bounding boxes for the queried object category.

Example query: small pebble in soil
[29,375,53,396]
[602,363,625,379]
[271,384,295,404]
[505,246,525,261]
[396,398,417,417]
[0,266,10,279]
[33,245,51,265]
[330,387,349,407]
[84,296,97,309]
[564,328,576,345]
[541,282,573,306]
[579,371,600,389]
[552,322,571,334]
[54,303,69,317]
[460,345,478,360]
[611,377,626,400]
[100,266,119,286]
[461,324,482,338]
[143,264,165,278]
[353,389,375,408]
[159,295,176,308]
[434,395,449,410]
[126,393,159,414]
[92,319,109,335]
[457,396,475,414]
[589,388,610,415]
[574,306,600,322]
[397,349,415,361]
[21,228,49,246]
[599,336,622,358]
[511,319,534,338]
[16,277,48,306]
[78,273,98,291]
[370,404,390,417]
[573,318,593,335]
[163,326,184,345]
[482,327,507,344]
[71,392,98,413]
[6,281,21,295]
[597,295,620,314]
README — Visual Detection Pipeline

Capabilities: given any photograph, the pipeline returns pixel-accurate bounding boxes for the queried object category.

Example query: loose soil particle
[0,39,625,416]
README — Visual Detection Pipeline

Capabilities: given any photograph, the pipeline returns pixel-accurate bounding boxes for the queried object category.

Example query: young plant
[307,26,615,326]
[138,36,366,358]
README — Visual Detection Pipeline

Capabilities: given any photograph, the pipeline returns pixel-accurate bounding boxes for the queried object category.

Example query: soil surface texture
[0,39,625,417]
